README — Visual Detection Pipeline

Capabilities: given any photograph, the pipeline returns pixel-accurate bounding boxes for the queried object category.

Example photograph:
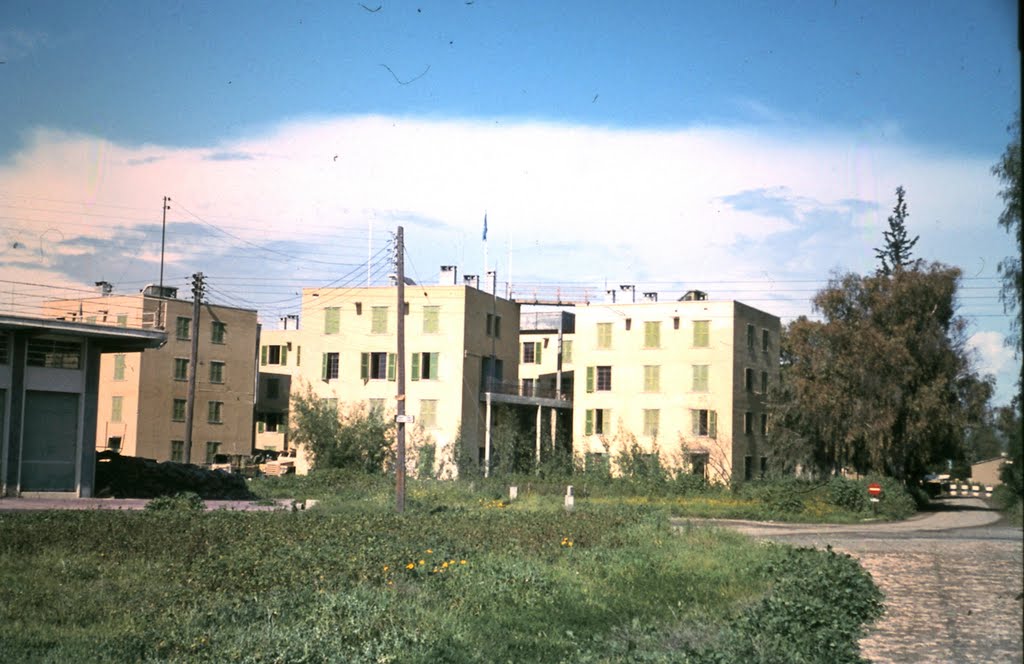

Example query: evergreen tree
[874,186,919,275]
[992,117,1021,357]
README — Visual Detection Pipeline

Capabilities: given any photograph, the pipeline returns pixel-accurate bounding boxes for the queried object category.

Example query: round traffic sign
[867,482,883,497]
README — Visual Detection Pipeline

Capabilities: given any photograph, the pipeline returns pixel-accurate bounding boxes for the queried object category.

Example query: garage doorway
[21,391,79,492]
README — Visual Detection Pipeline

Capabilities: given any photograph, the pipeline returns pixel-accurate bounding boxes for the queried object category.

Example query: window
[371,306,388,333]
[412,352,439,381]
[171,440,184,463]
[111,396,123,423]
[521,378,535,396]
[107,436,122,452]
[625,318,632,331]
[761,371,768,394]
[744,411,753,435]
[522,341,542,364]
[0,335,8,364]
[688,452,708,477]
[673,316,680,330]
[744,368,754,392]
[423,305,440,333]
[643,365,660,392]
[261,344,287,366]
[355,302,363,315]
[746,324,755,351]
[562,339,573,364]
[174,358,188,381]
[760,413,768,436]
[176,316,190,340]
[259,412,285,433]
[266,377,280,399]
[209,361,225,384]
[643,409,660,437]
[113,354,126,381]
[760,456,768,478]
[172,399,186,422]
[211,321,226,344]
[596,322,612,349]
[693,320,710,347]
[744,456,753,481]
[205,441,221,464]
[586,365,612,392]
[368,398,385,413]
[644,321,661,349]
[584,408,611,435]
[208,401,223,424]
[691,409,717,438]
[322,352,340,380]
[762,329,770,353]
[420,399,438,428]
[486,313,502,338]
[26,339,81,369]
[116,314,128,327]
[361,352,395,380]
[692,365,709,392]
[324,307,340,334]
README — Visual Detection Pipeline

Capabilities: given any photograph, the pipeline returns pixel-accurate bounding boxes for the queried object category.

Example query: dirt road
[675,499,1023,663]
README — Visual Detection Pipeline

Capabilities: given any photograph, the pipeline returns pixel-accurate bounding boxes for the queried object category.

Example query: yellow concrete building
[255,327,301,453]
[46,288,258,465]
[568,292,780,483]
[271,271,520,474]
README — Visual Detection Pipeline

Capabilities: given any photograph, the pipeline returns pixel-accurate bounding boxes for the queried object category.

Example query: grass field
[0,473,888,663]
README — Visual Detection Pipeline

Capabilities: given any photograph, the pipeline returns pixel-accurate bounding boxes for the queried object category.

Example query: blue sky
[0,0,1019,403]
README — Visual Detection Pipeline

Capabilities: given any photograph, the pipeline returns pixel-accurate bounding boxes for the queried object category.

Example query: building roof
[0,314,167,352]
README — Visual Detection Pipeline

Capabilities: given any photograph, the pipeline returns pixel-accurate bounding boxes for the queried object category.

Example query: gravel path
[675,499,1024,663]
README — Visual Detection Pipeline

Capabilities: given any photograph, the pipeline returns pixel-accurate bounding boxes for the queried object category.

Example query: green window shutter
[535,342,542,364]
[429,353,439,380]
[360,353,369,380]
[586,366,594,393]
[411,353,421,381]
[387,353,396,381]
[257,421,265,433]
[281,346,288,365]
[585,409,593,435]
[322,353,329,381]
[709,411,717,438]
[261,346,268,366]
[691,410,698,436]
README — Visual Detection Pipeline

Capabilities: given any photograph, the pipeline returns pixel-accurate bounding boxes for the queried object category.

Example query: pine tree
[874,186,919,275]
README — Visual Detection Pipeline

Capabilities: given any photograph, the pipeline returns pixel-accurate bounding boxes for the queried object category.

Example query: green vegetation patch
[0,503,881,663]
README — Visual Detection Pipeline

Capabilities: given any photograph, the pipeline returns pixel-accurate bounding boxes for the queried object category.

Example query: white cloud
[967,331,1016,378]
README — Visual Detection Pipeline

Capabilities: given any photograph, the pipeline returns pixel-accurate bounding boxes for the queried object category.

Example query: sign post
[867,482,883,516]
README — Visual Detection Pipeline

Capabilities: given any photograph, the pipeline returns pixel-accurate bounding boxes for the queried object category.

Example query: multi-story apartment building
[255,327,301,452]
[568,291,780,483]
[46,287,258,465]
[274,268,521,473]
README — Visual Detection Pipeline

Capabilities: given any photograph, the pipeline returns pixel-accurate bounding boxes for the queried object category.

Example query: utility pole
[395,228,407,513]
[159,196,170,292]
[183,272,204,465]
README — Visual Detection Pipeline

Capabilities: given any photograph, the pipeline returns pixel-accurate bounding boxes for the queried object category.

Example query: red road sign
[867,482,883,497]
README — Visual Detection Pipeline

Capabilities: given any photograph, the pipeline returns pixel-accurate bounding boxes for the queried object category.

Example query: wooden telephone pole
[183,272,204,465]
[395,227,407,513]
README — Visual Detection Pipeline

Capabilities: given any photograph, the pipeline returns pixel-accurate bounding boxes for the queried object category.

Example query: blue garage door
[21,391,79,491]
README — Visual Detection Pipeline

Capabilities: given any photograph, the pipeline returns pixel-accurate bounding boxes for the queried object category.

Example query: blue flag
[482,213,488,241]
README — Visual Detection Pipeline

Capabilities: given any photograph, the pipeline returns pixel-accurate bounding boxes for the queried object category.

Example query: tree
[770,263,992,484]
[992,117,1022,357]
[289,388,393,473]
[874,186,920,275]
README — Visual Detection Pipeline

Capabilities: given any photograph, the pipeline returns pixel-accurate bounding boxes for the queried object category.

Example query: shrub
[828,477,869,512]
[290,391,393,473]
[144,491,205,512]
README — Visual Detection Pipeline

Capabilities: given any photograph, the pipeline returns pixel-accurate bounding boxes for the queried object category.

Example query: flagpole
[482,212,488,283]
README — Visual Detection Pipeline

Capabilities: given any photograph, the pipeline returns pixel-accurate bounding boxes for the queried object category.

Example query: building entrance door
[21,391,79,491]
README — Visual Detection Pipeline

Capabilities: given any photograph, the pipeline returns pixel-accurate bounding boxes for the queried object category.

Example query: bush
[828,477,870,512]
[290,392,393,473]
[144,492,205,512]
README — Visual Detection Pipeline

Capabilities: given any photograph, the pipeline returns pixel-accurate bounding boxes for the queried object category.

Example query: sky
[0,0,1019,404]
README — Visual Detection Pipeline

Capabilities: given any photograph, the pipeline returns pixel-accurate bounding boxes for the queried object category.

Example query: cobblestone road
[676,499,1023,663]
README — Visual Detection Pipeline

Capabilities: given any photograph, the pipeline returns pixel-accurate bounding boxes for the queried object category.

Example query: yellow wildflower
[426,549,433,554]
[419,559,425,565]
[460,560,467,565]
[383,565,389,572]
[406,563,415,570]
